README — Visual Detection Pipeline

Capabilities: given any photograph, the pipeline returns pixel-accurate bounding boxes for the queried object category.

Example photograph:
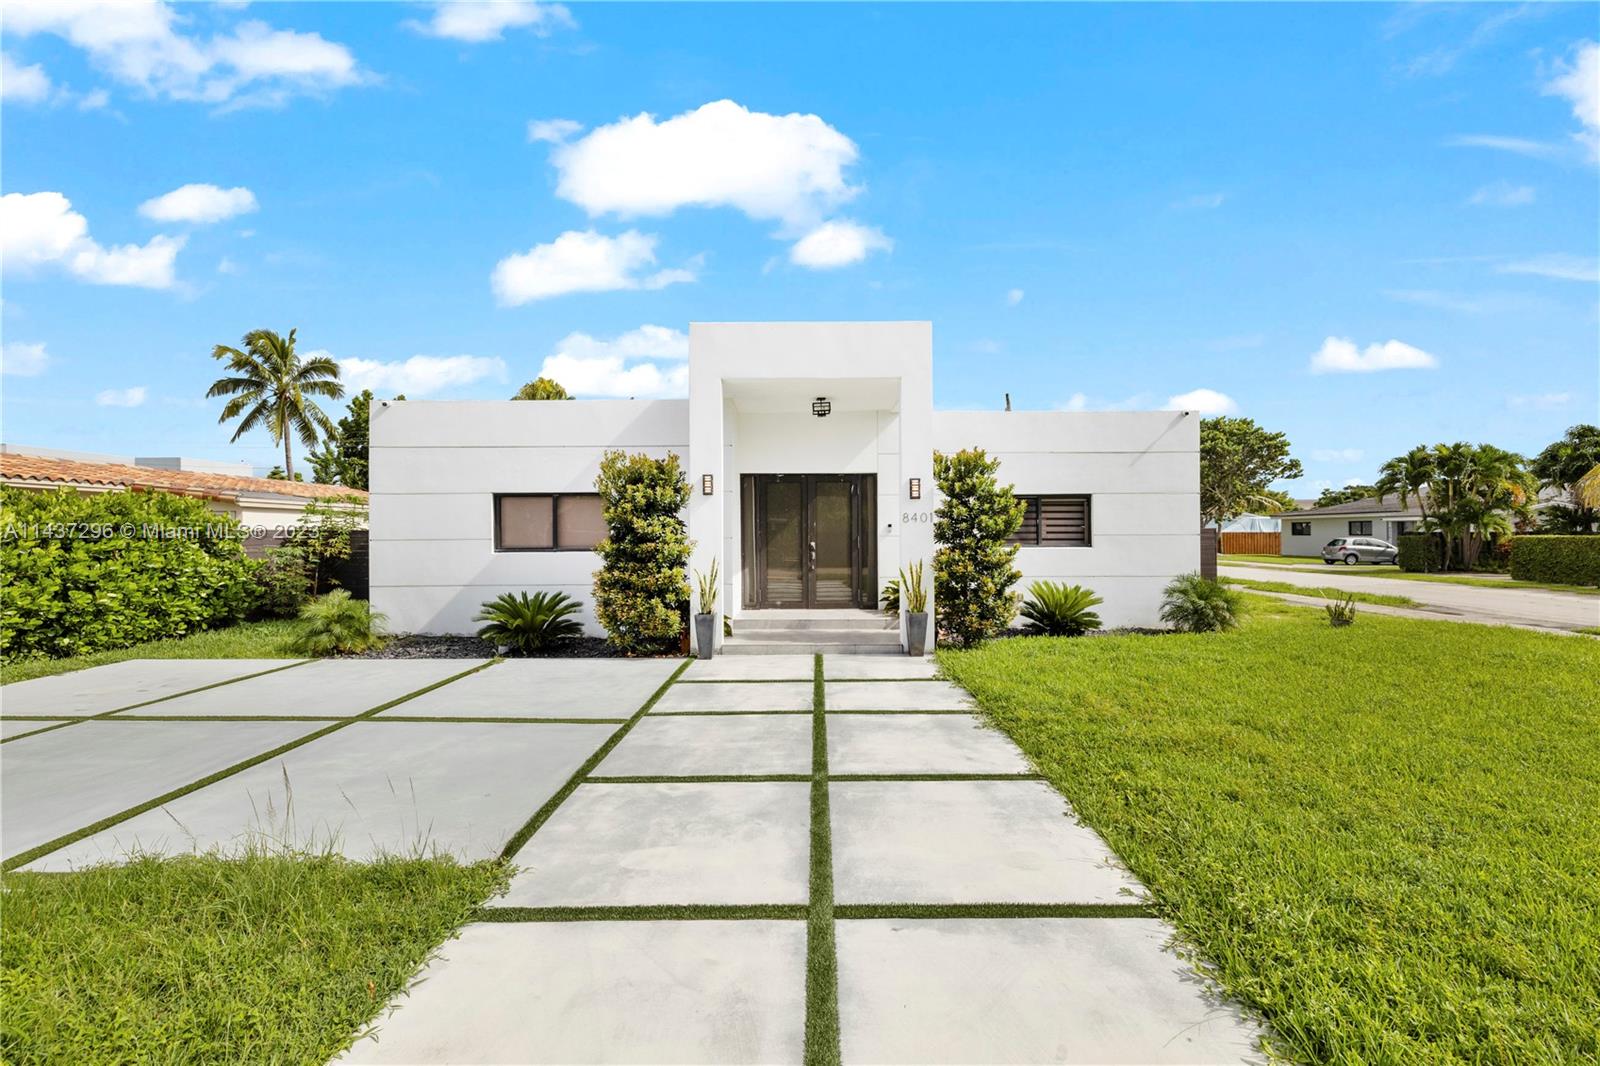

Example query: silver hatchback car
[1322,537,1398,565]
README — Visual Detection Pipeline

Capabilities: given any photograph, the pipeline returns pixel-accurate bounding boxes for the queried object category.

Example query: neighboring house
[370,322,1200,653]
[1218,513,1280,533]
[1277,494,1423,557]
[0,447,367,550]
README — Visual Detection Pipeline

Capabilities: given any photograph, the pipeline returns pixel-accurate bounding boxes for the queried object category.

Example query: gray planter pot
[905,612,929,657]
[694,613,716,659]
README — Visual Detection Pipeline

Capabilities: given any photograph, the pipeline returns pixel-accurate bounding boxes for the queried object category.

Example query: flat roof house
[370,321,1200,653]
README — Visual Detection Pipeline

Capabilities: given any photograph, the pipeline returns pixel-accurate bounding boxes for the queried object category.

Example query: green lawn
[0,852,506,1064]
[940,598,1600,1064]
[1221,576,1419,608]
[0,618,312,685]
[1220,555,1599,596]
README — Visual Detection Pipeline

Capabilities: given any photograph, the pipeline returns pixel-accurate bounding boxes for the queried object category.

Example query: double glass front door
[741,474,876,609]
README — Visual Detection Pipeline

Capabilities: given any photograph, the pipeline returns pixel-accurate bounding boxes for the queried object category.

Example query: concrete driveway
[2,655,1265,1064]
[1221,562,1599,632]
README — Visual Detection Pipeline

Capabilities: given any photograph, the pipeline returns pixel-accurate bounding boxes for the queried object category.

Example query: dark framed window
[494,494,606,551]
[1291,521,1311,537]
[1348,520,1373,536]
[1008,495,1091,546]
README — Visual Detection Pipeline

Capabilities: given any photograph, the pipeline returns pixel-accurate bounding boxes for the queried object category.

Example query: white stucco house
[369,322,1200,653]
[1277,494,1424,557]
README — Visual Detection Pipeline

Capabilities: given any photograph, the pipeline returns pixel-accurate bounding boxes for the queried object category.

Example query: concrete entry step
[722,640,907,656]
[737,609,892,632]
[732,628,899,646]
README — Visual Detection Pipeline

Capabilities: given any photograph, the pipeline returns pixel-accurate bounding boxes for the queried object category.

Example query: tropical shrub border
[1508,536,1600,587]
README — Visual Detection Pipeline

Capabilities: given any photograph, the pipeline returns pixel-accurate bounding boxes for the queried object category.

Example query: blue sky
[2,1,1596,494]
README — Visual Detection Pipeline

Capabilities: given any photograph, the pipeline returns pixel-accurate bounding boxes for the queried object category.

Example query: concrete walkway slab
[0,659,304,716]
[0,719,71,739]
[827,680,974,712]
[27,722,607,869]
[1,719,317,862]
[825,656,942,680]
[502,782,811,906]
[828,714,1031,775]
[384,658,679,719]
[339,920,807,1065]
[831,780,1142,905]
[126,658,486,718]
[595,715,813,777]
[652,681,813,713]
[838,918,1263,1064]
[681,656,813,681]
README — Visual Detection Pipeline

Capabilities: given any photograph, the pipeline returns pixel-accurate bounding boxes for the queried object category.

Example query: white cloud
[139,183,258,224]
[1,2,366,109]
[1,191,184,289]
[1311,448,1365,463]
[528,117,582,143]
[2,341,52,377]
[531,325,693,398]
[552,99,863,231]
[1005,288,1025,307]
[408,1,573,42]
[95,385,147,407]
[1163,388,1238,415]
[553,325,689,362]
[337,354,506,395]
[1383,289,1543,315]
[1442,134,1564,160]
[1507,392,1572,410]
[1173,192,1225,210]
[1309,337,1439,374]
[1466,181,1535,207]
[491,229,696,304]
[1543,40,1599,158]
[217,256,240,275]
[1,52,52,102]
[1498,254,1599,283]
[1058,392,1088,412]
[789,220,891,269]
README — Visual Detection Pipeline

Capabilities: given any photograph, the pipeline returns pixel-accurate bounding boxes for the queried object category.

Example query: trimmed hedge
[1508,535,1600,587]
[1,487,255,661]
[1397,532,1444,573]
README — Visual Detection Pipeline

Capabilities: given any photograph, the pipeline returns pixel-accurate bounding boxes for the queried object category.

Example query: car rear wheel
[1323,559,1335,565]
[1343,554,1359,565]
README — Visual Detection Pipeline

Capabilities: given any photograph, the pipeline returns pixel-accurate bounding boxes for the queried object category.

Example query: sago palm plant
[474,591,584,654]
[1020,582,1104,636]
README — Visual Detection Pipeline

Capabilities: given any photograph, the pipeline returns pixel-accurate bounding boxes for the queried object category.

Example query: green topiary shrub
[1020,582,1104,636]
[290,590,387,656]
[474,591,584,654]
[1160,573,1244,633]
[933,448,1026,648]
[1,487,255,661]
[1397,533,1445,573]
[592,450,692,654]
[1508,536,1600,587]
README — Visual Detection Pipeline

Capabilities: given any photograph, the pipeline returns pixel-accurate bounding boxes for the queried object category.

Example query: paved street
[1221,563,1599,632]
[2,655,1265,1064]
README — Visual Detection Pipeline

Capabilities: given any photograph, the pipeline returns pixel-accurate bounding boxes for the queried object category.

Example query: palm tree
[208,328,343,480]
[1375,445,1435,526]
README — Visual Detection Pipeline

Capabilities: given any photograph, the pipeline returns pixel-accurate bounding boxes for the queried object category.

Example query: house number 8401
[901,511,933,523]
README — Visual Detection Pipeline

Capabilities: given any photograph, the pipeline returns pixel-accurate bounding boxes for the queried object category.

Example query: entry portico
[688,322,934,653]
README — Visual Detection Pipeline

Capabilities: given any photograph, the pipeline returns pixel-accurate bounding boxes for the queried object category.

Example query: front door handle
[809,540,816,569]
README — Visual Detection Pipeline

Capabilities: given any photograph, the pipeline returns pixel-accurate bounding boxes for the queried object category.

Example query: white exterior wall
[937,410,1200,628]
[1280,514,1416,556]
[369,399,689,635]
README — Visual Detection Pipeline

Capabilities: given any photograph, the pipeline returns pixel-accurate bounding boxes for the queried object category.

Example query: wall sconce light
[811,396,832,418]
[701,474,715,496]
[908,477,921,500]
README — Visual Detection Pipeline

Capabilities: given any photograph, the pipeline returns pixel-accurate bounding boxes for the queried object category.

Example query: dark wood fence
[242,528,369,600]
[1219,531,1281,556]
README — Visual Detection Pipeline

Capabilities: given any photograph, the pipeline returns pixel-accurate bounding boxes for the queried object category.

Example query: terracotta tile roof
[0,453,367,502]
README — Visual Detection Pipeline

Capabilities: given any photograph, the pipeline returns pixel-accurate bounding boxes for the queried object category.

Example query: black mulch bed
[356,635,679,660]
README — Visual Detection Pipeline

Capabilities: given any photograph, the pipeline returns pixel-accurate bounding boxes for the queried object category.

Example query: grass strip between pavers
[833,902,1154,919]
[804,652,841,1066]
[496,658,692,861]
[0,659,315,746]
[475,903,810,922]
[0,660,502,872]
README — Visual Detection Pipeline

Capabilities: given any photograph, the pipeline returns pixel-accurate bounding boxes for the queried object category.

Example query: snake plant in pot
[900,559,930,656]
[693,559,719,659]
